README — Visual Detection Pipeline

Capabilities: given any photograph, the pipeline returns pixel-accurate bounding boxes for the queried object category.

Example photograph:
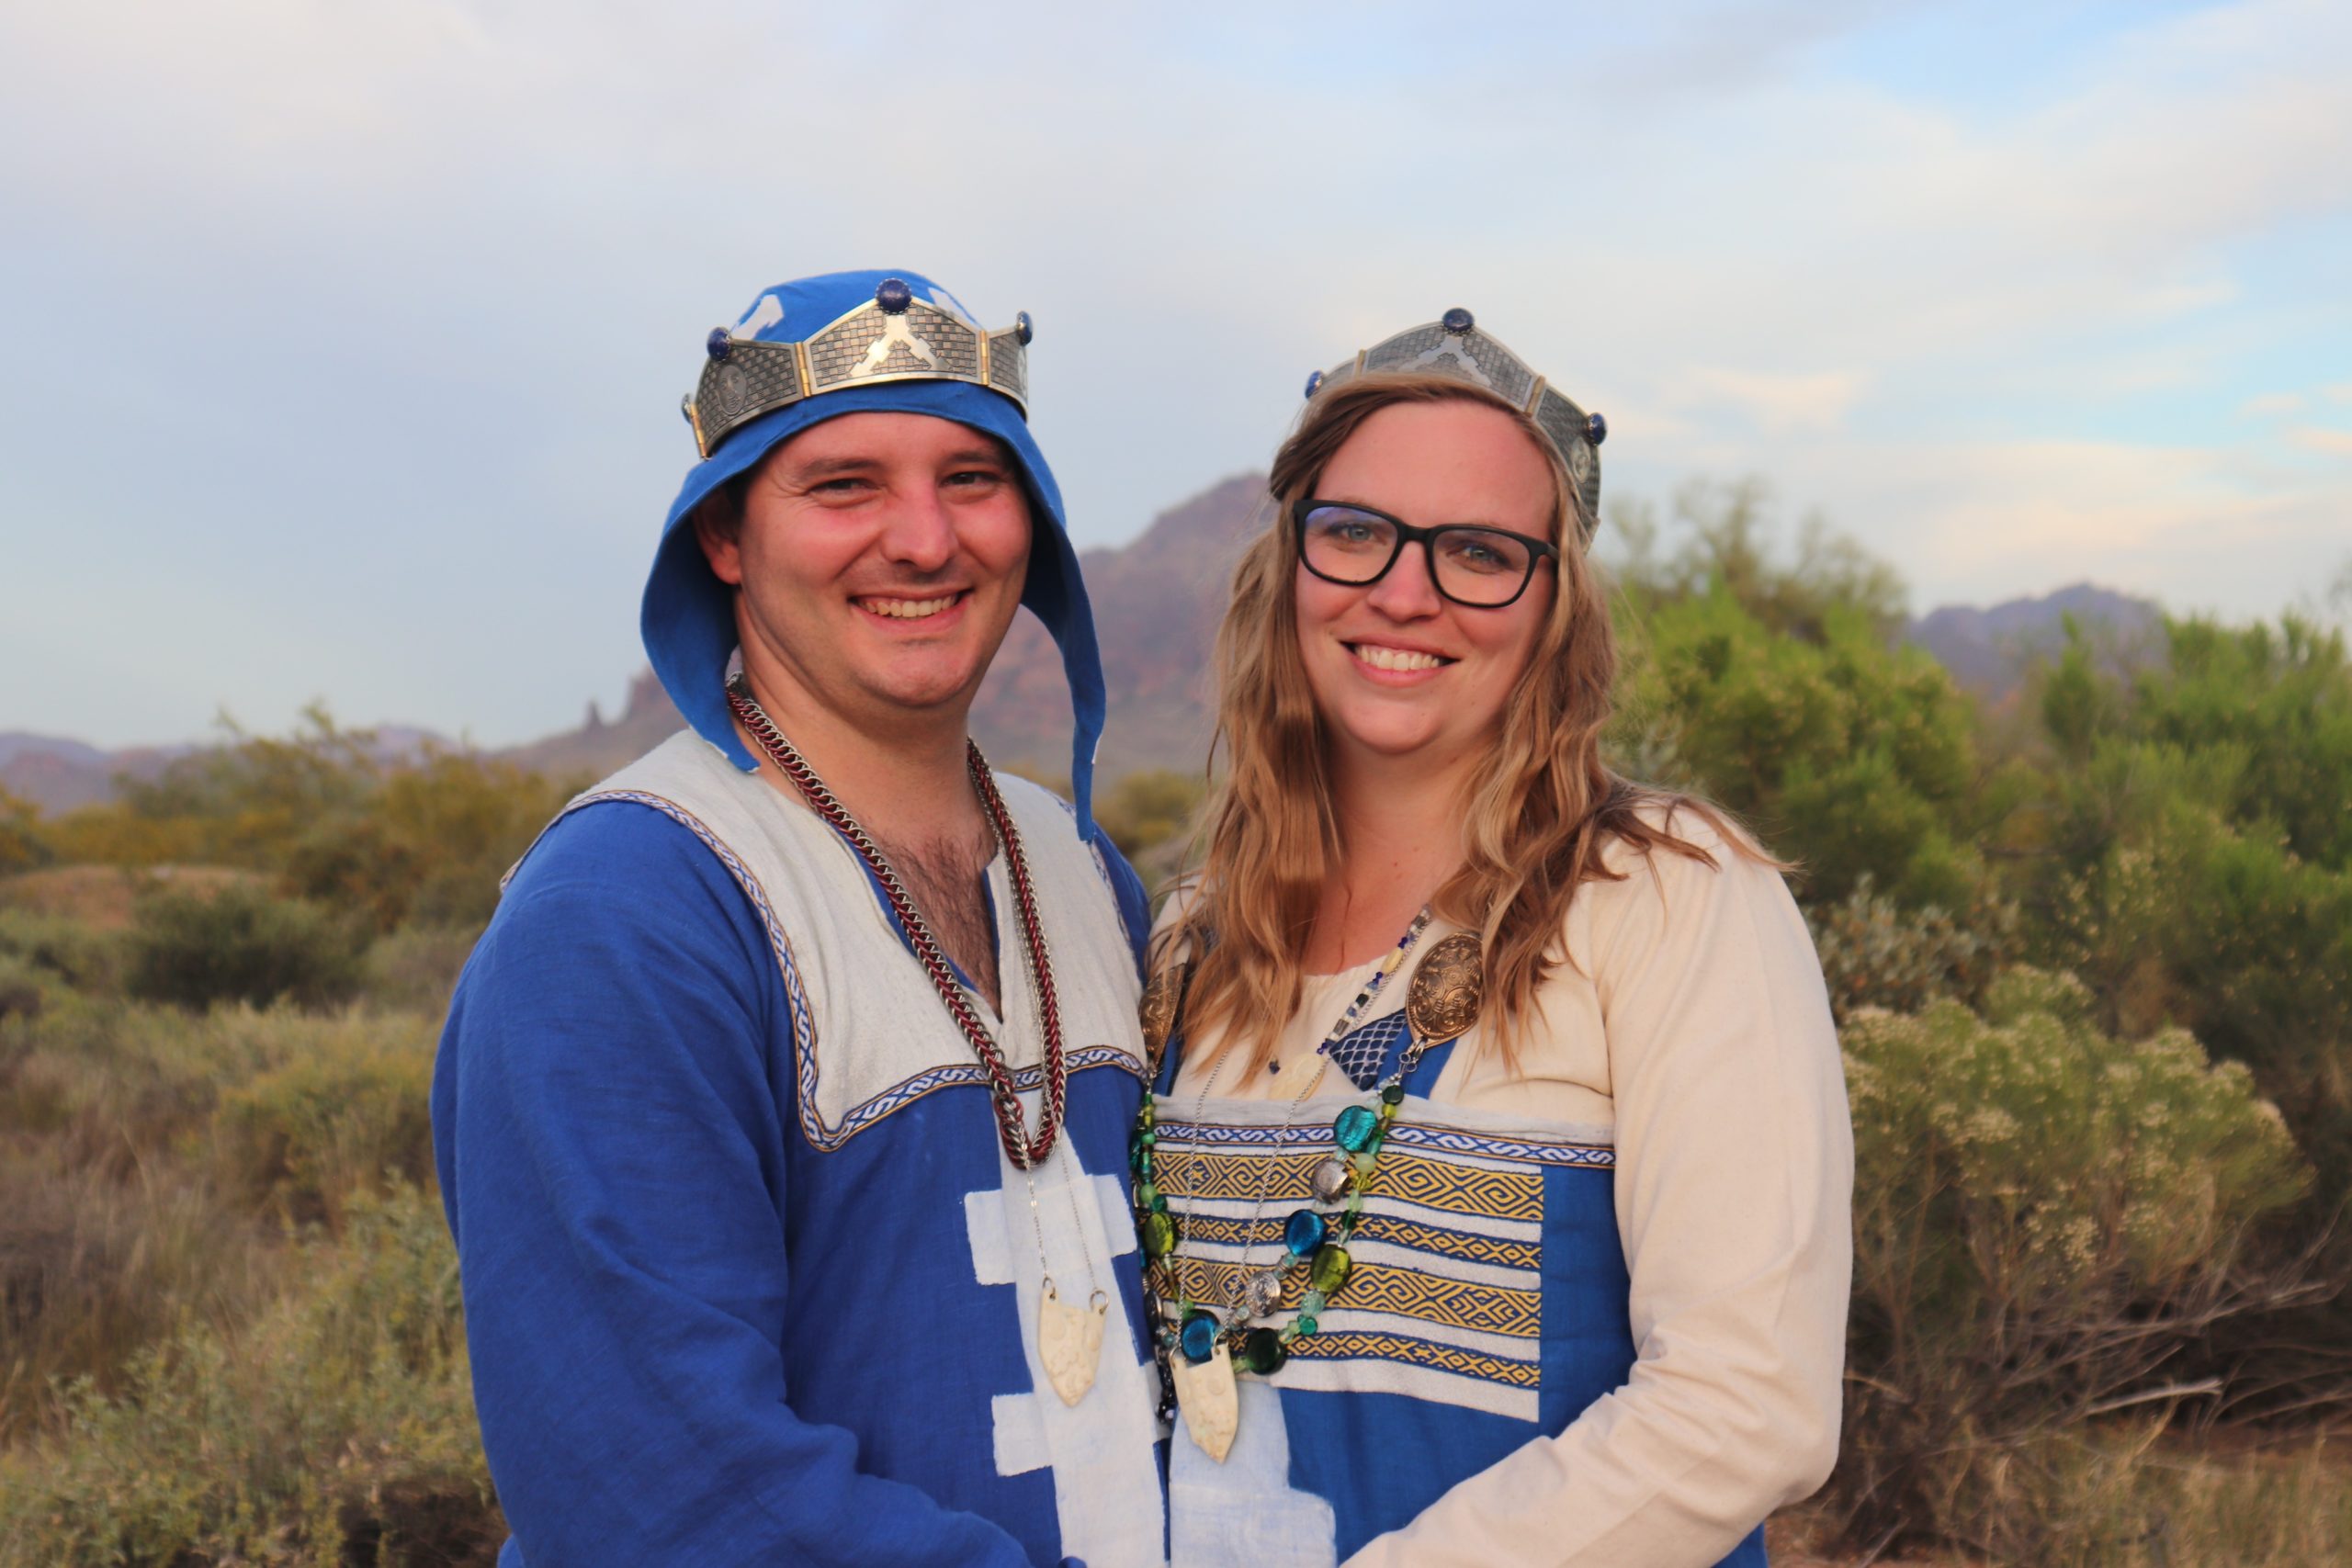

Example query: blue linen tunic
[433,747,1160,1568]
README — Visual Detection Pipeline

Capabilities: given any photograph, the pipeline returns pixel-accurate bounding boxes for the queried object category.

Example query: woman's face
[1295,398,1559,779]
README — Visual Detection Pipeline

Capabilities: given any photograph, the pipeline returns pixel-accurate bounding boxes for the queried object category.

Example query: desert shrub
[210,1026,436,1230]
[1829,970,2312,1558]
[0,788,48,876]
[1805,875,2018,1022]
[0,908,122,995]
[0,1182,502,1567]
[0,1154,276,1439]
[0,1001,431,1176]
[125,885,366,1011]
[361,922,481,1018]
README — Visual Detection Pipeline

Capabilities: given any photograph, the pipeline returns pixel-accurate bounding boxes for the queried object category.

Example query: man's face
[695,412,1033,732]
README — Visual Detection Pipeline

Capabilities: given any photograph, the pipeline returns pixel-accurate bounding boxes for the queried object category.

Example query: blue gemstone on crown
[1441,307,1475,334]
[1304,368,1324,400]
[876,277,913,314]
[705,328,732,362]
[1015,310,1033,345]
[1587,411,1608,446]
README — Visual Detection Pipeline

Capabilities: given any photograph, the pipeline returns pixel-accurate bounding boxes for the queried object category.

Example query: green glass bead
[1238,1326,1287,1375]
[1140,1210,1175,1259]
[1296,1314,1318,1335]
[1351,1151,1377,1175]
[1334,1104,1381,1153]
[1150,1192,1169,1214]
[1381,1083,1406,1106]
[1136,1182,1159,1209]
[1376,1100,1398,1125]
[1140,1129,1157,1145]
[1344,1191,1365,1216]
[1309,1243,1351,1295]
[1302,1289,1327,1314]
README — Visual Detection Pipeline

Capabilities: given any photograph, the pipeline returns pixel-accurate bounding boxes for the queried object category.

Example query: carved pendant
[1139,961,1188,1073]
[1406,932,1485,1044]
[1039,1283,1106,1406]
[1172,1341,1238,1462]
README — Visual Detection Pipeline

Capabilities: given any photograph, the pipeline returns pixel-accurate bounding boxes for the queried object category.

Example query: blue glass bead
[1587,411,1608,446]
[705,328,733,361]
[1334,1104,1381,1153]
[1180,1310,1220,1365]
[1442,307,1475,334]
[1016,310,1034,345]
[1283,1208,1327,1256]
[1303,368,1323,400]
[876,277,913,314]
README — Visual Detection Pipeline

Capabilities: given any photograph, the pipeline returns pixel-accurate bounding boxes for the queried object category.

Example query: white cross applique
[963,1135,1166,1568]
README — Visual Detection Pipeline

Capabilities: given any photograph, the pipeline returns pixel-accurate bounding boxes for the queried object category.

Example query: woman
[1132,312,1852,1566]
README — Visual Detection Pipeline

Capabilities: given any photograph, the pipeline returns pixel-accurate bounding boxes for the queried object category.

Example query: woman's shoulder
[1577,794,1794,946]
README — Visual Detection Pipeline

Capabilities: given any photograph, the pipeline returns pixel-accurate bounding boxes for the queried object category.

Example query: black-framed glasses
[1292,499,1559,609]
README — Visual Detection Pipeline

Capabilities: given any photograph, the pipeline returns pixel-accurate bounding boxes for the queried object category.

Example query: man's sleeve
[432,803,1037,1568]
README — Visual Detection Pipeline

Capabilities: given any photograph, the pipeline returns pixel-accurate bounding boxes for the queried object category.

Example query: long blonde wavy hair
[1162,372,1758,1075]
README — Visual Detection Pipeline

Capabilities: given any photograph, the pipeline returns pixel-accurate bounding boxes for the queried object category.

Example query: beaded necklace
[729,677,1107,1405]
[1132,909,1436,1459]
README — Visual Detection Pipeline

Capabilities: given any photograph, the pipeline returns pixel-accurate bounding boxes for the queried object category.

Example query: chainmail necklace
[727,674,1106,1404]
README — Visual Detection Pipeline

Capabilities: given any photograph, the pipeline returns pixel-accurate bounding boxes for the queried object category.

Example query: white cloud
[2241,391,2307,417]
[2288,426,2352,457]
[1677,367,1871,434]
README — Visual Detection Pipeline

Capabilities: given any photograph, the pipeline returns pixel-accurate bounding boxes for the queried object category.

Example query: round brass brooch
[1139,961,1188,1068]
[1405,933,1485,1044]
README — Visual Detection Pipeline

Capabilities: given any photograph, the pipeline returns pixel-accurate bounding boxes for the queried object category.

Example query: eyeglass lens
[1299,504,1535,606]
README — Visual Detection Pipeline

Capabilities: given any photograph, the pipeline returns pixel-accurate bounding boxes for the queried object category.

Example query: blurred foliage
[1806,875,2019,1022]
[32,707,571,936]
[126,885,368,1013]
[1831,971,2313,1559]
[0,789,47,878]
[0,1183,499,1567]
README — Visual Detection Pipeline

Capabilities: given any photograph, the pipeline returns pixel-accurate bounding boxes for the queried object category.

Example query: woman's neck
[1305,748,1474,972]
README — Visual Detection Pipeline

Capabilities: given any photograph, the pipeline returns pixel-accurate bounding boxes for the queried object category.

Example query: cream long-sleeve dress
[1149,810,1852,1567]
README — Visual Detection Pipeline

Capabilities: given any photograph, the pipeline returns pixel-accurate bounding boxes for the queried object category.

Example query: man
[433,269,1164,1567]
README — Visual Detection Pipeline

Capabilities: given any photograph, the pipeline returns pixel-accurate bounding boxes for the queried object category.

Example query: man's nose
[876,485,959,572]
[1364,538,1443,618]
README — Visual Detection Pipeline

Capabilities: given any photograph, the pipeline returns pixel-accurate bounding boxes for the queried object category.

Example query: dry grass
[0,865,262,931]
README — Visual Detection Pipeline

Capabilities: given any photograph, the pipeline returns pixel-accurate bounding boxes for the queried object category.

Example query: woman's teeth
[861,594,957,619]
[1351,643,1447,672]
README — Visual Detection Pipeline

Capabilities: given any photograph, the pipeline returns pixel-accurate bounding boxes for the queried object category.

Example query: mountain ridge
[4,475,2166,812]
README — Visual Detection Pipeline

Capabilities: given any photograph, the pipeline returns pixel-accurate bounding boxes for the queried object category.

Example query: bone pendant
[1172,1342,1239,1462]
[1039,1288,1105,1406]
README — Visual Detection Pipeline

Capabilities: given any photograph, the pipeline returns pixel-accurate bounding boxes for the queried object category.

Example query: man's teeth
[1352,644,1446,672]
[862,595,957,619]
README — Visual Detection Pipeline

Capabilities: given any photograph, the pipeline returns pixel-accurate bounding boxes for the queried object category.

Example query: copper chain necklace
[726,676,1069,1168]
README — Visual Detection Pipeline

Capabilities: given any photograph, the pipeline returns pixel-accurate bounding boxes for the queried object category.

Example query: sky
[2,0,2347,749]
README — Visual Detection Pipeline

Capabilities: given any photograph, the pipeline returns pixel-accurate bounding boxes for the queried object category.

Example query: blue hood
[639,268,1107,834]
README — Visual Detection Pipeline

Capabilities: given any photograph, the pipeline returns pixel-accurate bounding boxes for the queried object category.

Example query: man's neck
[731,669,980,846]
[730,665,1005,1012]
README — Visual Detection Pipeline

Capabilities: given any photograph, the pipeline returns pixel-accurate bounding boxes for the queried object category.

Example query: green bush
[1829,970,2311,1558]
[361,922,481,1018]
[211,1032,435,1230]
[0,908,122,998]
[0,1182,501,1567]
[1805,875,2018,1022]
[126,885,366,1012]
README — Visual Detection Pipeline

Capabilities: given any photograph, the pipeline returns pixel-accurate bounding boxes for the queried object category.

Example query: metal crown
[1308,309,1606,530]
[682,278,1034,458]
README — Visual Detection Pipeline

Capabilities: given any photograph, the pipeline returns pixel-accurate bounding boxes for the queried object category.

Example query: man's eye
[945,468,1006,489]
